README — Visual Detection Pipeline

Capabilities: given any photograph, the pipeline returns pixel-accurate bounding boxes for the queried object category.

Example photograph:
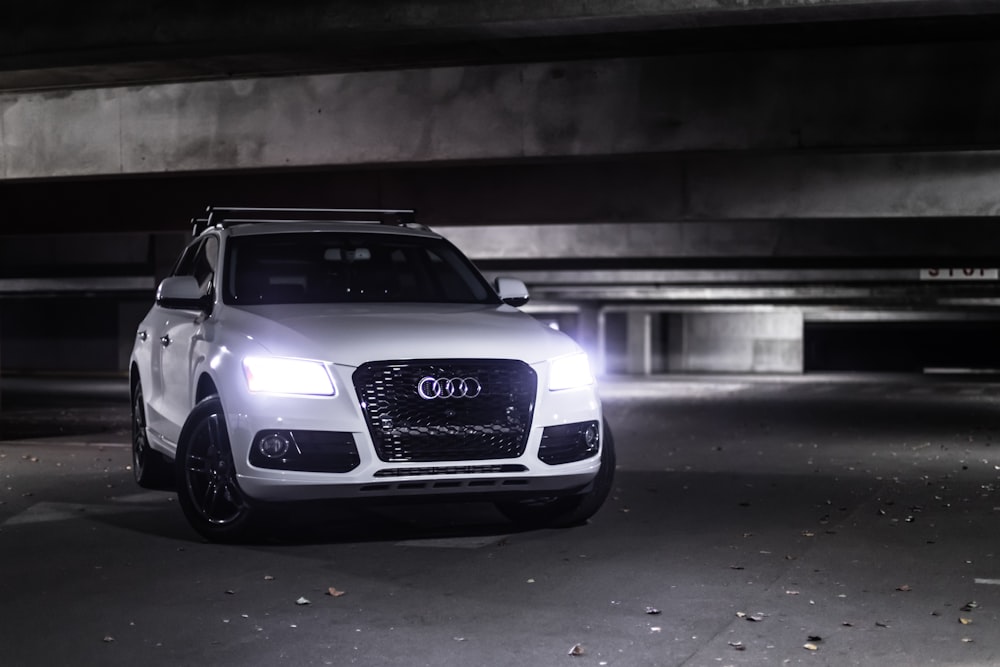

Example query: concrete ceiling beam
[4,1,999,91]
[6,40,1000,180]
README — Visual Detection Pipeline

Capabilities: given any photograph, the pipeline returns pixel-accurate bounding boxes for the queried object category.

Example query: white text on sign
[920,268,999,280]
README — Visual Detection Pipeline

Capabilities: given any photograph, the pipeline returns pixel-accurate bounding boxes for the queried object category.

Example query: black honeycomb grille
[353,360,537,462]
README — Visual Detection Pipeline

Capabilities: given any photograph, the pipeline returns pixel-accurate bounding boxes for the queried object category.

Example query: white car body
[129,208,611,540]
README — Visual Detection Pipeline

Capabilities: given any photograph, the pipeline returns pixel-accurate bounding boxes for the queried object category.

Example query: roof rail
[190,216,209,236]
[192,206,419,236]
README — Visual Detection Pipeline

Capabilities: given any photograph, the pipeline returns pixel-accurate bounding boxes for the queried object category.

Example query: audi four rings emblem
[417,376,482,400]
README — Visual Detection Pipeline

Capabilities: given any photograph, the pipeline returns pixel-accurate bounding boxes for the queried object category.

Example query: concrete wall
[7,41,1000,181]
[666,311,804,373]
[9,155,1000,236]
[446,216,1000,261]
[0,296,149,374]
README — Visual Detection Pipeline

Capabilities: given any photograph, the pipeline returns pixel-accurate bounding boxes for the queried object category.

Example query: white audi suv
[129,207,613,541]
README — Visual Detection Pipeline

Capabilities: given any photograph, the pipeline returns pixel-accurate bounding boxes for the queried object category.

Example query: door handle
[160,335,171,347]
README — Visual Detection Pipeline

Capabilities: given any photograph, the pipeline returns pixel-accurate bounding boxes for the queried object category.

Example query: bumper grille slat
[353,360,537,462]
[374,464,528,477]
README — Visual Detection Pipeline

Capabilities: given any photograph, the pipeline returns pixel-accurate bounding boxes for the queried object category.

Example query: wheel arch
[195,372,219,403]
[129,362,142,399]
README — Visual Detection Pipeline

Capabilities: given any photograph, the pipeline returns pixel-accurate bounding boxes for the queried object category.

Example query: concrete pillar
[667,310,804,373]
[596,309,608,376]
[625,310,662,376]
[575,303,601,360]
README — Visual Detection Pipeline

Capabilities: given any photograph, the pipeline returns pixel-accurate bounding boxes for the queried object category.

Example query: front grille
[353,359,537,462]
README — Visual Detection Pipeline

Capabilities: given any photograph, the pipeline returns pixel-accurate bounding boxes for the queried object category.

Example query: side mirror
[157,276,212,311]
[494,277,530,307]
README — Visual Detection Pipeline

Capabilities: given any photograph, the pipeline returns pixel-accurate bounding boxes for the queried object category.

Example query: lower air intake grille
[353,359,537,462]
[374,464,528,477]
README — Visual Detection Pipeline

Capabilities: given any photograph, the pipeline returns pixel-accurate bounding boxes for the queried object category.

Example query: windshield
[222,232,499,306]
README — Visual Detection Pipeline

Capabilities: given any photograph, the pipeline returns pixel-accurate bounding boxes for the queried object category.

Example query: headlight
[548,352,595,391]
[243,357,336,396]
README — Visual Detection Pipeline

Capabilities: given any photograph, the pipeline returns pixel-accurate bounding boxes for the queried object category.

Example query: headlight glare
[243,357,335,396]
[548,352,595,391]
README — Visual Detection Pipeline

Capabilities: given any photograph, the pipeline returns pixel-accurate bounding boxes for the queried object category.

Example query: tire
[496,418,617,528]
[131,383,174,490]
[175,396,260,542]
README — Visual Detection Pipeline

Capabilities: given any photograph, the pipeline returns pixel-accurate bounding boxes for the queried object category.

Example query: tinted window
[170,241,201,277]
[171,235,219,297]
[223,232,498,305]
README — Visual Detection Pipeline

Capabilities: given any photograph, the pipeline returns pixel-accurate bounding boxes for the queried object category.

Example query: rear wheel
[496,419,616,528]
[131,383,173,490]
[176,396,260,542]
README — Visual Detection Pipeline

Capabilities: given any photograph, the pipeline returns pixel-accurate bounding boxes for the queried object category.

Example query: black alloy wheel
[131,383,173,490]
[176,396,258,542]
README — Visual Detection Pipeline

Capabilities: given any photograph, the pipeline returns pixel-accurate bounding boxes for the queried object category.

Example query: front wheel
[175,396,260,542]
[496,419,617,528]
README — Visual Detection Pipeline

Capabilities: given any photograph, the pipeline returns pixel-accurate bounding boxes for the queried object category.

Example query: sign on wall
[920,268,999,280]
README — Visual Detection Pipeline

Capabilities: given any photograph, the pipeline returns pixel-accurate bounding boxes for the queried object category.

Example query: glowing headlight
[243,357,335,396]
[548,352,595,391]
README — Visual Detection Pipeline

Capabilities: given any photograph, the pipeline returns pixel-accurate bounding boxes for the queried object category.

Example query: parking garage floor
[2,373,1000,666]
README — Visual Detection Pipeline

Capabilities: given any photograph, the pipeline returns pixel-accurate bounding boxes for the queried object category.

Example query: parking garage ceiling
[5,0,1000,309]
[6,1,1000,376]
[5,0,1000,92]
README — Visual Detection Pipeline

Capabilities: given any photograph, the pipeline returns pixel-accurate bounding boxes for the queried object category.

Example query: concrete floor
[2,374,1000,666]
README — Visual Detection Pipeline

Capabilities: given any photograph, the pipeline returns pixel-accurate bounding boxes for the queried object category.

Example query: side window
[170,240,202,278]
[193,236,219,295]
[170,236,219,296]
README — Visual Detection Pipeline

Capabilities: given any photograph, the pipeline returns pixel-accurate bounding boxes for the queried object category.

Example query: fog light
[538,420,600,465]
[258,433,291,459]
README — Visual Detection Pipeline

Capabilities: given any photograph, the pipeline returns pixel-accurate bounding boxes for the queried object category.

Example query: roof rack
[192,206,419,236]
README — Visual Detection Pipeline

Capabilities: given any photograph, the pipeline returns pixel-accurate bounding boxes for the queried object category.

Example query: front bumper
[225,374,603,503]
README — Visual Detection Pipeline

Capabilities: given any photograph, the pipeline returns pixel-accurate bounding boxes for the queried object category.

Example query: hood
[217,302,580,368]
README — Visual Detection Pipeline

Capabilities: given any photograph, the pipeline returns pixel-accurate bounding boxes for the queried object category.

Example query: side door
[146,235,220,446]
